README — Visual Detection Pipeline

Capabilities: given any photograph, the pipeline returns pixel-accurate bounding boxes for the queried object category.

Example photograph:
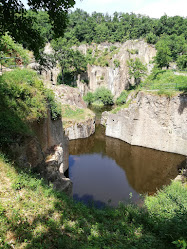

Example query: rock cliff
[77,40,156,98]
[65,117,95,140]
[51,84,95,140]
[102,91,187,156]
[10,111,72,194]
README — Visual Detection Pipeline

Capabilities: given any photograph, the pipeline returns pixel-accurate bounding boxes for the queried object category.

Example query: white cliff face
[102,92,187,156]
[65,118,95,140]
[77,40,156,98]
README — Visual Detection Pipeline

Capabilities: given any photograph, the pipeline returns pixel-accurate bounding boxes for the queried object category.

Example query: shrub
[0,33,30,66]
[145,181,187,245]
[0,68,61,146]
[83,92,95,104]
[116,90,129,105]
[44,89,62,120]
[110,45,117,52]
[146,32,158,44]
[113,59,120,68]
[177,55,187,70]
[92,100,104,107]
[94,87,114,105]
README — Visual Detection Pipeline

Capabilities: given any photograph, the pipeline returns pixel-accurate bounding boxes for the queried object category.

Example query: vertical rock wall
[77,40,156,98]
[102,92,187,156]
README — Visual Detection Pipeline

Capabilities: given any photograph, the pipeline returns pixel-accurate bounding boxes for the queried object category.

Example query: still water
[69,108,185,207]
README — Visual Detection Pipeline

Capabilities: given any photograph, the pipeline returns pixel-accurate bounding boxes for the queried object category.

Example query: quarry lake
[69,124,185,208]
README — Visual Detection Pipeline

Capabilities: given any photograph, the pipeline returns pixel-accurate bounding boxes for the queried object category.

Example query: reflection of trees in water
[105,137,185,194]
[69,125,185,195]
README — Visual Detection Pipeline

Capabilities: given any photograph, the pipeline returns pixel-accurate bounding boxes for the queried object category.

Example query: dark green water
[69,107,186,208]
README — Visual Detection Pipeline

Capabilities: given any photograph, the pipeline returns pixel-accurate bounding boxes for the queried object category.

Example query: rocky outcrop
[30,110,69,173]
[102,91,187,156]
[51,85,95,140]
[77,40,156,98]
[51,84,87,108]
[28,43,60,86]
[65,117,95,140]
[10,111,72,194]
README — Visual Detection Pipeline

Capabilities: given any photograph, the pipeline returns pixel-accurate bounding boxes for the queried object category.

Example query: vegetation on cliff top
[141,69,187,93]
[0,154,186,249]
[0,68,61,147]
[61,104,95,129]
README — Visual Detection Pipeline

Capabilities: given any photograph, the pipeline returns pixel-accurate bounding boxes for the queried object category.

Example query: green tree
[155,40,172,68]
[0,0,75,57]
[83,92,95,104]
[52,38,87,85]
[146,32,158,44]
[127,58,147,85]
[94,87,114,105]
[177,55,187,70]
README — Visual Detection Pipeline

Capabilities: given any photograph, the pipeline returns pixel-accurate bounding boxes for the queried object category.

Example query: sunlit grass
[0,154,186,249]
[61,104,95,128]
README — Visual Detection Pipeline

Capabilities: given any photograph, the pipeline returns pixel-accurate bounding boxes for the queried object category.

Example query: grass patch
[61,105,94,128]
[141,70,187,92]
[0,154,186,248]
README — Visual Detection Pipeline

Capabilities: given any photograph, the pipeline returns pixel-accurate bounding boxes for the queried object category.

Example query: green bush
[113,59,120,68]
[110,45,117,52]
[44,89,62,120]
[0,68,61,147]
[146,32,158,44]
[177,55,187,70]
[145,181,187,245]
[0,33,30,66]
[94,87,114,105]
[92,100,104,107]
[83,87,114,105]
[83,92,95,104]
[116,90,129,105]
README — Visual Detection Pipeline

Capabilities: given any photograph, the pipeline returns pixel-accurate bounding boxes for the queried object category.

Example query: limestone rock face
[102,92,187,156]
[65,118,95,140]
[77,40,156,98]
[51,84,87,109]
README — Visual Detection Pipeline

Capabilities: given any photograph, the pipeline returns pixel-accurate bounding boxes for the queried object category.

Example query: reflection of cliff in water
[69,125,185,195]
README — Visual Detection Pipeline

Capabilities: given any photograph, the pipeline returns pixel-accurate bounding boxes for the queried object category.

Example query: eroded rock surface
[51,85,95,140]
[77,40,156,98]
[10,111,72,194]
[51,84,87,108]
[102,92,187,156]
[65,117,95,140]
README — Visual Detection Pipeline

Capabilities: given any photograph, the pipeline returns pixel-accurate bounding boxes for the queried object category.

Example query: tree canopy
[0,0,75,57]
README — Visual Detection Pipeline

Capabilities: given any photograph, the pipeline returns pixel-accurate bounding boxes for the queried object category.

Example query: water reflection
[69,125,185,207]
